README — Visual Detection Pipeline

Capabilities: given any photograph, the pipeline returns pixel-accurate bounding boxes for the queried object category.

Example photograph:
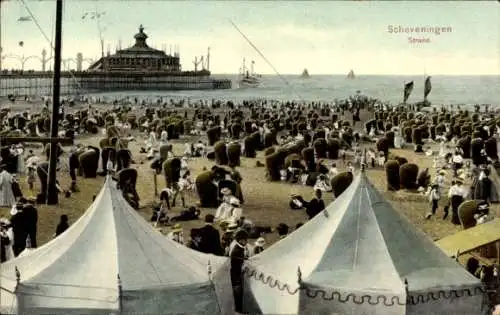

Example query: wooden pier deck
[0,70,232,96]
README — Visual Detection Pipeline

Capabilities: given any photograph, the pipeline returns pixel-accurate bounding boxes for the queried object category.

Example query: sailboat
[300,68,310,78]
[238,59,261,88]
[416,75,432,108]
[347,69,355,79]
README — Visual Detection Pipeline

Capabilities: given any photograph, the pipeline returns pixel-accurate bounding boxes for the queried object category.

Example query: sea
[89,75,500,106]
[2,74,499,106]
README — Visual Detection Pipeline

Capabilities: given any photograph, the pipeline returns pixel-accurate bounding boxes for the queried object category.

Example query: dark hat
[190,228,201,238]
[276,223,289,235]
[205,214,215,223]
[234,229,248,241]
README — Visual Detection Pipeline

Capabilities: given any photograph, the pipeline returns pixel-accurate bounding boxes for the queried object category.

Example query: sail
[347,69,355,79]
[424,76,432,99]
[404,81,414,103]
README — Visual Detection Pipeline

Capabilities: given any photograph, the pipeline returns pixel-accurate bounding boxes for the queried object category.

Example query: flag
[17,16,32,22]
[424,76,432,99]
[403,81,414,103]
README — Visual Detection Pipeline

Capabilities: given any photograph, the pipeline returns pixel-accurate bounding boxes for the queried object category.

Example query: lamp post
[46,0,63,205]
[1,53,44,71]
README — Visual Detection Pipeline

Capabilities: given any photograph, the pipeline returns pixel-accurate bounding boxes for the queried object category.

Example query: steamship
[238,59,261,88]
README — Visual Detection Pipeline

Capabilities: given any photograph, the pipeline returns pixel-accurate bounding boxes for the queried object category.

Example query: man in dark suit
[10,203,27,256]
[68,146,81,192]
[198,214,222,255]
[22,198,38,248]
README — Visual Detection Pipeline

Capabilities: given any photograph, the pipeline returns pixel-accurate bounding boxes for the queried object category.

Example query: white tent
[1,177,234,315]
[243,172,484,315]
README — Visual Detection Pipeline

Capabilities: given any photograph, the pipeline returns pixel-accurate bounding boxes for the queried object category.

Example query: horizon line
[214,73,500,76]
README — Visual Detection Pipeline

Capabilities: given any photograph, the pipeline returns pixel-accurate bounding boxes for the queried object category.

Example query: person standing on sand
[448,181,464,225]
[0,165,16,207]
[425,184,440,219]
[0,218,14,262]
[436,170,446,191]
[22,198,38,248]
[25,152,39,191]
[229,229,249,313]
[452,150,464,177]
[10,203,27,257]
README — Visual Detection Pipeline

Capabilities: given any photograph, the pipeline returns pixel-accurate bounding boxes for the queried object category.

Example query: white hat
[226,222,238,232]
[10,205,19,216]
[255,237,265,246]
[478,204,489,210]
[0,218,11,226]
[229,197,240,207]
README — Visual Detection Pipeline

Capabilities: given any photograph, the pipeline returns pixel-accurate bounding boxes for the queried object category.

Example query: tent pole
[404,278,410,304]
[15,267,20,285]
[117,274,122,311]
[153,171,158,198]
[297,266,302,285]
[207,260,212,280]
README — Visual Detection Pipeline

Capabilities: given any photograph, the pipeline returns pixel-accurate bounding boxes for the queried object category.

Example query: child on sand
[426,184,440,219]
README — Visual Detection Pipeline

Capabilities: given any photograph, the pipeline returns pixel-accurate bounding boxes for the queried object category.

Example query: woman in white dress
[0,167,16,207]
[183,143,192,157]
[160,130,169,146]
[16,145,25,175]
[439,140,446,157]
[0,218,15,262]
[393,127,402,149]
[215,187,234,222]
[226,197,243,225]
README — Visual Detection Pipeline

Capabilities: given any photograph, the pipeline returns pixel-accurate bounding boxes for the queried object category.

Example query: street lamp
[0,53,43,71]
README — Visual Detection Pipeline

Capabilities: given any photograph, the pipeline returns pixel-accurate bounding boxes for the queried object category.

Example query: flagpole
[423,63,426,102]
[403,80,406,105]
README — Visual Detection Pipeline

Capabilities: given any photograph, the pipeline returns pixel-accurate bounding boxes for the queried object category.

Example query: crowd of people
[0,94,499,313]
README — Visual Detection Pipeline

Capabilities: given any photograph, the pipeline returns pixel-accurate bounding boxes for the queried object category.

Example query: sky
[0,0,499,75]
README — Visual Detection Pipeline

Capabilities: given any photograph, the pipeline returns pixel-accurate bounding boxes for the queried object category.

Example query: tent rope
[242,266,486,306]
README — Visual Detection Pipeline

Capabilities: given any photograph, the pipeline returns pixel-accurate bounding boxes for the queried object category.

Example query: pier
[0,25,232,97]
[0,70,232,96]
